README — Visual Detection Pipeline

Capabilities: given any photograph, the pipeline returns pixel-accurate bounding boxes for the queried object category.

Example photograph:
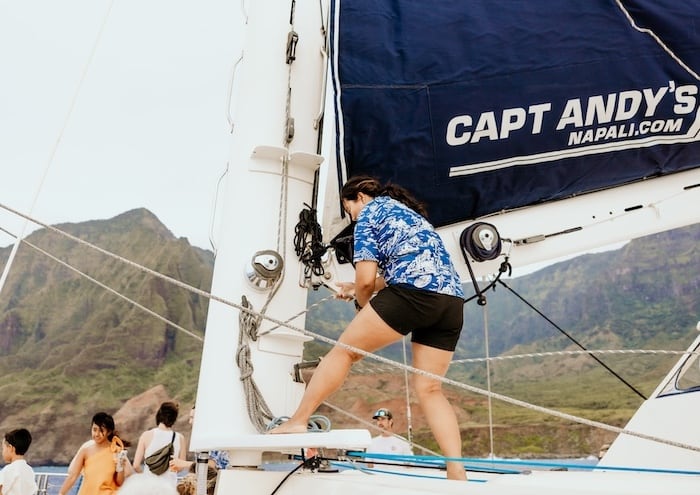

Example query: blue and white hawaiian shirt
[353,196,464,298]
[209,449,229,469]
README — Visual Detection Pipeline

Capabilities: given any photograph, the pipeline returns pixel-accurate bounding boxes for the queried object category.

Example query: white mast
[191,0,330,465]
[189,2,700,494]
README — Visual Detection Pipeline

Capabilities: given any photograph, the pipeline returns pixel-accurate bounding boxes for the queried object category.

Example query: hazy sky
[0,1,627,279]
[0,0,242,250]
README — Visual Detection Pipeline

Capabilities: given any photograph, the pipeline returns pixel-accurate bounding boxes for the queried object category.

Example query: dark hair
[91,412,130,446]
[341,176,428,218]
[4,428,32,455]
[156,401,179,427]
[92,412,116,439]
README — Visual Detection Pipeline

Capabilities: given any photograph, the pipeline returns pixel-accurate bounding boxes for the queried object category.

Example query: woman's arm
[58,448,85,495]
[169,457,194,472]
[354,260,378,308]
[336,264,384,309]
[132,431,148,473]
[178,432,188,461]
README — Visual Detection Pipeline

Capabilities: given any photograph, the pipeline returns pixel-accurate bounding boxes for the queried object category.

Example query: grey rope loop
[265,415,331,432]
[238,295,275,433]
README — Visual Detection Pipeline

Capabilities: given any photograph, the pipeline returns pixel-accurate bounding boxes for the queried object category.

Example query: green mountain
[0,209,697,463]
[307,223,700,367]
[0,209,212,464]
[460,224,699,358]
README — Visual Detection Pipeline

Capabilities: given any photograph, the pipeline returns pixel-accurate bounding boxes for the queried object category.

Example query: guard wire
[497,279,647,400]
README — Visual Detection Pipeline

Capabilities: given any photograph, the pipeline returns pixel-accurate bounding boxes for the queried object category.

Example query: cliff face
[28,385,192,465]
[1,211,697,463]
[113,385,191,452]
[0,209,211,465]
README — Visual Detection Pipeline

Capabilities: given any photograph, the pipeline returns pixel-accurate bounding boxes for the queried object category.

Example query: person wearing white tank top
[132,402,186,487]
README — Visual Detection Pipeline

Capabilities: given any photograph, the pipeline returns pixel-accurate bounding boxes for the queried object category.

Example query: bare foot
[446,461,467,481]
[267,420,308,434]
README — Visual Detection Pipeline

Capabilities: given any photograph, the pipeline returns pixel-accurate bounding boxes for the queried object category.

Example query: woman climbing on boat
[270,176,467,481]
[58,412,132,495]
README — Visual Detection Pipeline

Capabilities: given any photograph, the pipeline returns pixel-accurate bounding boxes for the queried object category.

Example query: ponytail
[341,176,428,218]
[379,183,427,218]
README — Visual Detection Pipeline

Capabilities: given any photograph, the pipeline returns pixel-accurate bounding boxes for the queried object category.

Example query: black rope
[458,222,510,306]
[462,259,512,306]
[497,279,647,400]
[269,453,322,495]
[300,453,519,475]
[293,204,328,285]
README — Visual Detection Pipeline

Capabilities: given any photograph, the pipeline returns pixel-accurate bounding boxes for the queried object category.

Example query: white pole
[190,0,326,467]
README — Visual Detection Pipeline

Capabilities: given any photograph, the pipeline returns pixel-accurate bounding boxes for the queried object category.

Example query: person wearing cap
[367,408,413,456]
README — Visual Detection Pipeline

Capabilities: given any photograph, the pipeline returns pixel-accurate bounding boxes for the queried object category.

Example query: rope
[2,203,699,454]
[0,226,203,342]
[266,414,331,432]
[277,156,290,258]
[0,0,118,298]
[482,301,495,458]
[614,0,700,81]
[293,204,327,285]
[321,401,437,456]
[401,336,414,445]
[337,452,700,477]
[207,163,229,253]
[497,279,647,400]
[451,348,700,364]
[0,201,257,317]
[238,296,276,433]
[300,335,700,454]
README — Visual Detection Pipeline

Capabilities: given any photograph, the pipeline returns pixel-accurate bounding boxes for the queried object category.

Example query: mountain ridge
[0,210,697,463]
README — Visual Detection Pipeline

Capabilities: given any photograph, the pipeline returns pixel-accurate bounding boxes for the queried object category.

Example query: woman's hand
[334,282,355,301]
[170,457,194,472]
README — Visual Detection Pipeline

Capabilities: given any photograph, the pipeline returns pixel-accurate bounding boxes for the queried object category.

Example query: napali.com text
[567,118,682,145]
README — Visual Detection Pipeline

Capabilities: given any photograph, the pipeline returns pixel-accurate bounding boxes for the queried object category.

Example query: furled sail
[327,0,700,273]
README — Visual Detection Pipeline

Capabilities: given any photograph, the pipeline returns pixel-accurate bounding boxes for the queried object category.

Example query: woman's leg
[269,305,402,434]
[412,343,467,481]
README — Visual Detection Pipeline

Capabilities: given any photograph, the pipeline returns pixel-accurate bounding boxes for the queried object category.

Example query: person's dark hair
[156,401,179,427]
[92,412,130,446]
[92,412,116,440]
[341,175,428,218]
[4,428,32,455]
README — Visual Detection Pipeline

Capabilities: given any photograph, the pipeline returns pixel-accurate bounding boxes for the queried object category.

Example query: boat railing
[34,472,71,495]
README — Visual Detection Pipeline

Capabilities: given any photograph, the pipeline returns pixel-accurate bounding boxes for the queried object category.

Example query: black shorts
[369,284,464,352]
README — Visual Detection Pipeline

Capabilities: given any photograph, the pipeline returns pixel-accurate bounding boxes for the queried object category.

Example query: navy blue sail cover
[329,0,700,227]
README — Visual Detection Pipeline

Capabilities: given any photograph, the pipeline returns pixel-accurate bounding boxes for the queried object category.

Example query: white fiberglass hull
[214,467,699,495]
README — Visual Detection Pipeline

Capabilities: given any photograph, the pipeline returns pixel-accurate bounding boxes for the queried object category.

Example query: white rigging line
[208,163,230,254]
[0,226,203,343]
[2,201,699,454]
[614,0,700,81]
[452,348,700,364]
[482,299,495,458]
[321,400,437,456]
[0,0,118,298]
[401,336,414,445]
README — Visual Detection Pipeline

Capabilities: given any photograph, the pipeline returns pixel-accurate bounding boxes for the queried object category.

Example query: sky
[0,0,243,250]
[0,1,628,278]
